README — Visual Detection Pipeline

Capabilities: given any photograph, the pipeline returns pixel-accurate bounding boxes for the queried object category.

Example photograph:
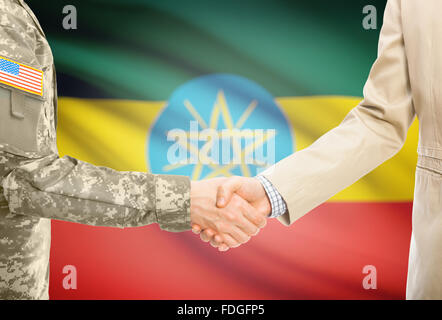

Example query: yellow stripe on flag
[57,96,418,202]
[57,98,163,172]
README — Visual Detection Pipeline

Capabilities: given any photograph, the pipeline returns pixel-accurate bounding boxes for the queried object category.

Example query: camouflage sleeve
[0,2,190,232]
[2,154,191,232]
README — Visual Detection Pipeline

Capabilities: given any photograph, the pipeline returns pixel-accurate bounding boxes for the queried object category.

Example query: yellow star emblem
[162,90,276,180]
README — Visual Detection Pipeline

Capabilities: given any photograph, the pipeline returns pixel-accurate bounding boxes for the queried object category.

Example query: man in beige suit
[193,0,442,299]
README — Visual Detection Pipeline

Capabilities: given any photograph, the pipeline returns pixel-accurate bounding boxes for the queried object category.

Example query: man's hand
[217,176,271,216]
[190,178,267,250]
[192,176,272,251]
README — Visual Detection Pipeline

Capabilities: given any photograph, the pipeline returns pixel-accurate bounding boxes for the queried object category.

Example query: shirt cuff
[256,175,287,218]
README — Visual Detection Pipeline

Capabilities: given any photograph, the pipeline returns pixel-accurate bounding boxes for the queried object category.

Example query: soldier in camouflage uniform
[0,0,265,299]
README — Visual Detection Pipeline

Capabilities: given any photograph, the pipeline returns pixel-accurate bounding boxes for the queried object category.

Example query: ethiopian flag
[29,0,415,299]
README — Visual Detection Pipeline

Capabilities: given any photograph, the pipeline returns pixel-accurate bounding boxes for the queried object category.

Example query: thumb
[216,177,242,208]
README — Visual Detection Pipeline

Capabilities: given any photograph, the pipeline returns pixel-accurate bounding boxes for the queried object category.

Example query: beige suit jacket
[264,0,442,299]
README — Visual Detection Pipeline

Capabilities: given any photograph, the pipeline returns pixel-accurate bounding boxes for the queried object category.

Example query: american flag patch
[0,56,43,96]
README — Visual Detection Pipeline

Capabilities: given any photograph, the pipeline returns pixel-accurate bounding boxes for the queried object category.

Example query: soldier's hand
[190,178,266,251]
[192,176,271,251]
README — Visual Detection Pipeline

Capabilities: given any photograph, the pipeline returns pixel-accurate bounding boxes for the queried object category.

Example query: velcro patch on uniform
[0,56,43,96]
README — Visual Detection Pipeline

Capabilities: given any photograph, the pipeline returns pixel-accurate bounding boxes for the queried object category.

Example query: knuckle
[218,185,226,195]
[232,241,241,248]
[215,221,226,232]
[234,233,246,244]
[250,226,259,236]
[261,218,267,227]
[225,212,236,222]
[225,237,236,247]
[232,214,242,224]
[255,216,265,227]
[250,216,259,226]
[241,235,251,243]
[237,202,247,214]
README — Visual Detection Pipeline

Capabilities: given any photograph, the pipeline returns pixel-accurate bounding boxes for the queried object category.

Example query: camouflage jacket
[0,0,190,299]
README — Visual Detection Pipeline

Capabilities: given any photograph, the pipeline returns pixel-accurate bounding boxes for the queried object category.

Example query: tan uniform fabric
[264,0,442,299]
[0,0,190,299]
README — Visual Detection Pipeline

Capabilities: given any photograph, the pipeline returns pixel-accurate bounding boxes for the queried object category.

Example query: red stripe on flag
[20,67,41,79]
[20,74,41,85]
[20,66,41,77]
[20,71,41,82]
[49,202,412,300]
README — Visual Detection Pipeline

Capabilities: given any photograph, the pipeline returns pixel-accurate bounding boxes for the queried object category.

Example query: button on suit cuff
[155,175,191,232]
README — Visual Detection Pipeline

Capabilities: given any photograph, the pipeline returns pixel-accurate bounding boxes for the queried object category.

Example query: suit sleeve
[263,0,416,226]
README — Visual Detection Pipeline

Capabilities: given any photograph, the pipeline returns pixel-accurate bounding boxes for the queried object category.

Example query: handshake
[190,177,272,252]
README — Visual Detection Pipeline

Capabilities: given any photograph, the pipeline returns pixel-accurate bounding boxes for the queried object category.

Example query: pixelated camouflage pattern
[155,176,191,232]
[0,0,190,300]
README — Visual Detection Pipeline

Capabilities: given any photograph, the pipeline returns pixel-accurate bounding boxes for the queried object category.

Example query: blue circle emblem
[147,74,294,180]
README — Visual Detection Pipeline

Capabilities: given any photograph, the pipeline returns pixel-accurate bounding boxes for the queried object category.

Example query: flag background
[26,0,417,299]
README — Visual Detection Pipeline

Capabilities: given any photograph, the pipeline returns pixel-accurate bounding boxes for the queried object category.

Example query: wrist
[261,193,272,218]
[252,177,271,217]
[255,175,285,218]
[190,180,198,222]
